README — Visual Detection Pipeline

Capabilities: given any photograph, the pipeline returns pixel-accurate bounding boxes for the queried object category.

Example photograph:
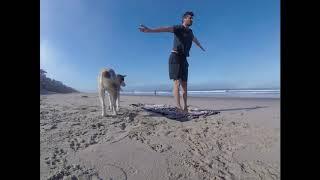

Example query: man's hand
[193,36,206,52]
[138,24,173,33]
[139,24,151,32]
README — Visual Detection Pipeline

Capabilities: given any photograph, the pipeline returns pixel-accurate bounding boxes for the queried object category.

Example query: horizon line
[79,87,281,93]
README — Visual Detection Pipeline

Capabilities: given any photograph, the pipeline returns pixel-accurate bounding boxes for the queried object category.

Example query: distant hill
[40,69,79,94]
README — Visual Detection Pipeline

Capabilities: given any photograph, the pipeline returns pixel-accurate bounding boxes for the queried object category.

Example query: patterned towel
[130,104,220,120]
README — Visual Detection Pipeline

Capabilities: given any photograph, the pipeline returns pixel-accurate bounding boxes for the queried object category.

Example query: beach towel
[130,104,220,120]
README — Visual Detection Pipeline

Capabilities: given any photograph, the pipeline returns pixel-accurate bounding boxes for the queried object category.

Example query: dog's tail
[101,69,111,78]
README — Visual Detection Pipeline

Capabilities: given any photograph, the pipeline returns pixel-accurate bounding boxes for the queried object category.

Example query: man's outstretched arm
[139,24,173,33]
[193,36,206,51]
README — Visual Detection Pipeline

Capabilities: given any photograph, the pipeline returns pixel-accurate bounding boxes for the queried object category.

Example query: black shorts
[168,53,189,81]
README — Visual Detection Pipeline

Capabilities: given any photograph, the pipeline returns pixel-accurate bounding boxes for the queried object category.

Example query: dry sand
[40,93,280,180]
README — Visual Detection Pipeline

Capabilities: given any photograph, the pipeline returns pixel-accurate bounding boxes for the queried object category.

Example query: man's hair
[182,11,194,19]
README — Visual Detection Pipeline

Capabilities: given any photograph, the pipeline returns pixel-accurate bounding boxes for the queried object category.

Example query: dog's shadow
[103,109,138,123]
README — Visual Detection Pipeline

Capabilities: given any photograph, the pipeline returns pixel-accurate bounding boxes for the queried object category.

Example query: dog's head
[116,74,126,87]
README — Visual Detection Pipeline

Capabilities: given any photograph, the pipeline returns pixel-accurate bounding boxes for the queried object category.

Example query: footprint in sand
[47,164,100,180]
[120,123,126,130]
[45,148,67,169]
[149,143,173,153]
[99,164,127,180]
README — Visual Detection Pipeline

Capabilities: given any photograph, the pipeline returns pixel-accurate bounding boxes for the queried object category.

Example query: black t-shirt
[172,25,194,57]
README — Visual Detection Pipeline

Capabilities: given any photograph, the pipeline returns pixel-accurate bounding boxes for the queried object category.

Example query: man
[139,11,205,113]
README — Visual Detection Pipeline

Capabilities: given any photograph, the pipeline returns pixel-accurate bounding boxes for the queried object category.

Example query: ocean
[121,89,280,98]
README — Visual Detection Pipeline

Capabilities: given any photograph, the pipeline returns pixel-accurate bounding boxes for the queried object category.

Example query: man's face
[183,15,193,26]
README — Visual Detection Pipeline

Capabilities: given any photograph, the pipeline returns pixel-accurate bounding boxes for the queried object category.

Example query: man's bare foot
[174,106,188,115]
[183,106,188,113]
[175,106,184,112]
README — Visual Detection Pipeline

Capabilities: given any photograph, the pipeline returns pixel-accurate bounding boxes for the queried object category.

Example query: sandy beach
[40,93,280,180]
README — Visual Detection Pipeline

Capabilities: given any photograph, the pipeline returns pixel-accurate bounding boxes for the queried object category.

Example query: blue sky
[40,0,280,92]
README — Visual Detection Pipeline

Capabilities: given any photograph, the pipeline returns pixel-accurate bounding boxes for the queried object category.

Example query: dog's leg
[111,94,117,115]
[99,89,106,116]
[108,93,112,110]
[116,91,120,111]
